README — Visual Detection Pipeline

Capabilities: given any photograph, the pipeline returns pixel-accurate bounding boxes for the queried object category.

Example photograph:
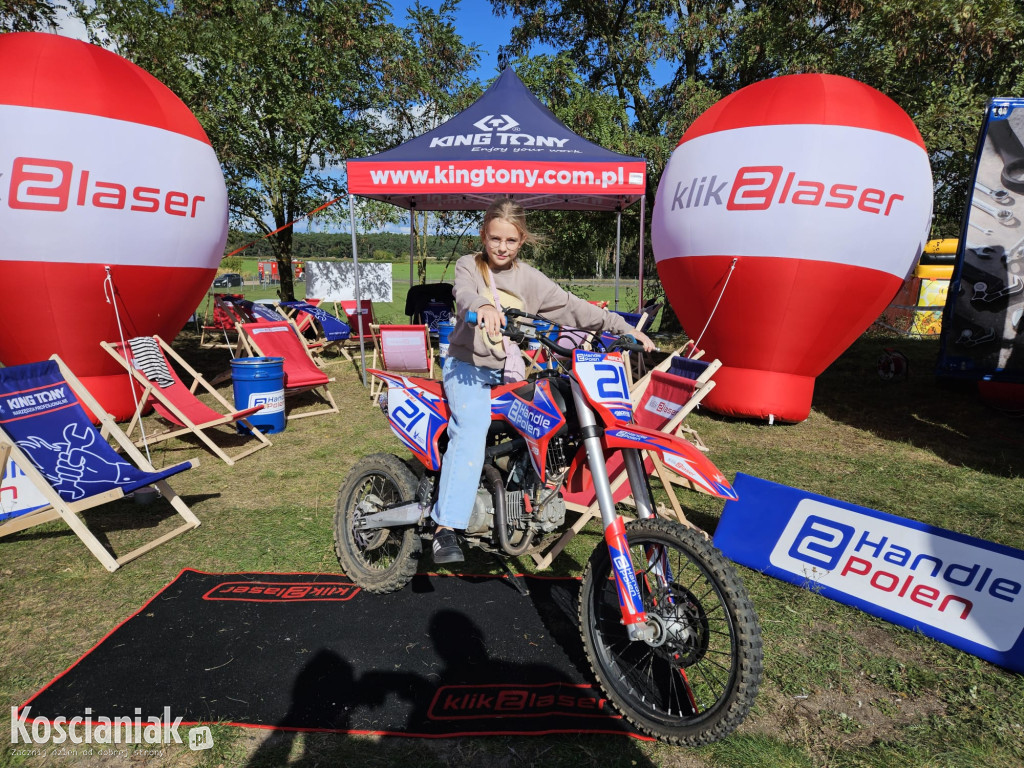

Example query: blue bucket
[231,356,286,434]
[437,320,456,369]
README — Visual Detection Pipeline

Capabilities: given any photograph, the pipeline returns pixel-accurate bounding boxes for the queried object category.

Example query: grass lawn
[1,313,1022,767]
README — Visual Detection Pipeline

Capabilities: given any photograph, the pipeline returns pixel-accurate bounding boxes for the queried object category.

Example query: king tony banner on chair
[715,473,1024,673]
[938,98,1024,381]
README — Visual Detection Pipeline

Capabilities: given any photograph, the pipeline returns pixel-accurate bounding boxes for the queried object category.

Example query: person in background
[431,197,656,564]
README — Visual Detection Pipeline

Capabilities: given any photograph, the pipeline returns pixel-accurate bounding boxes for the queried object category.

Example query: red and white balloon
[652,74,932,422]
[0,33,227,419]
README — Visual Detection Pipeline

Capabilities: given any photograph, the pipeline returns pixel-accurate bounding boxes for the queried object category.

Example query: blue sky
[390,1,537,84]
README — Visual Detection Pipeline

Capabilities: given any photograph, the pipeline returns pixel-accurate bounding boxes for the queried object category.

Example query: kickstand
[492,554,529,597]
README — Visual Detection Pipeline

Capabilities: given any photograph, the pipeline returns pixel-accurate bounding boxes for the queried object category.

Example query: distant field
[205,261,648,327]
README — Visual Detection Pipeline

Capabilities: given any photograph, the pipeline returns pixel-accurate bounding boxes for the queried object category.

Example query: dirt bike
[333,308,763,745]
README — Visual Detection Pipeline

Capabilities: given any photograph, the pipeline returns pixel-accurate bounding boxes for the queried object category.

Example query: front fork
[571,380,662,642]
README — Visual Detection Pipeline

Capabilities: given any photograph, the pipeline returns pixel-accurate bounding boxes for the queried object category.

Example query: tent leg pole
[348,195,367,388]
[638,195,646,310]
[614,210,621,310]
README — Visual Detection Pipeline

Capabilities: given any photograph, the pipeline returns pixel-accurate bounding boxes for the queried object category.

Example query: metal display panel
[938,98,1024,381]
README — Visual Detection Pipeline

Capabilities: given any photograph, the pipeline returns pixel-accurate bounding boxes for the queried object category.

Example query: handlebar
[464,308,647,357]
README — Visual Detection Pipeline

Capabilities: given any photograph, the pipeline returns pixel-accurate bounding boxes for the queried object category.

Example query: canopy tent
[344,67,649,382]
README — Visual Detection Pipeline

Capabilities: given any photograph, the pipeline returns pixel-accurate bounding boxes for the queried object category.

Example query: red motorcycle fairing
[601,424,738,501]
[369,370,449,470]
[372,371,567,480]
[489,378,567,482]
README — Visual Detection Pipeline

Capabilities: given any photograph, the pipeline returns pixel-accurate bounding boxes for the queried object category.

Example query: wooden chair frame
[102,336,272,465]
[0,356,200,572]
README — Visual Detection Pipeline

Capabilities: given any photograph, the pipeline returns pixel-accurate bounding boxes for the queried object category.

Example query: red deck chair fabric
[339,300,375,341]
[237,322,339,420]
[102,336,272,465]
[369,324,434,400]
[200,293,246,348]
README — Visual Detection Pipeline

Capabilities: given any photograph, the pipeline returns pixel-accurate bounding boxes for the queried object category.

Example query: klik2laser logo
[770,500,1024,652]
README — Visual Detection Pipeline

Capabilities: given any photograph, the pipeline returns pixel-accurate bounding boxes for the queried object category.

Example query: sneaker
[432,528,464,565]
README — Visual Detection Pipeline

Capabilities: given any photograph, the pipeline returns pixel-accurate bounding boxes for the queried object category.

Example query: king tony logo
[429,113,568,149]
[472,114,519,132]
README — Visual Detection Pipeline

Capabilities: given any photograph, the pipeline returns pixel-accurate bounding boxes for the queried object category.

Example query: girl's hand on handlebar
[631,329,658,353]
[475,304,504,341]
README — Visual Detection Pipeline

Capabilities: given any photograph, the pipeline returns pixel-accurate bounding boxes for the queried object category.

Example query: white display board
[304,261,393,302]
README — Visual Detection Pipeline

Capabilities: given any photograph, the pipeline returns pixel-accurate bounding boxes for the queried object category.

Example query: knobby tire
[579,518,762,745]
[333,453,421,593]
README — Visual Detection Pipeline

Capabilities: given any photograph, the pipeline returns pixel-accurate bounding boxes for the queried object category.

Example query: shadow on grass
[812,334,1023,478]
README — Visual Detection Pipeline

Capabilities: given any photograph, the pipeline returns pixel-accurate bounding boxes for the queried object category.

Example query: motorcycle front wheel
[579,517,762,745]
[333,453,421,593]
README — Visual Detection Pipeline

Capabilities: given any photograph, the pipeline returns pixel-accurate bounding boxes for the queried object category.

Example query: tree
[492,0,1024,239]
[83,0,475,300]
[373,0,480,285]
[1,0,61,31]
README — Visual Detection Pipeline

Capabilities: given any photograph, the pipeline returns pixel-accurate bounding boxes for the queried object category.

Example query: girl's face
[482,218,524,271]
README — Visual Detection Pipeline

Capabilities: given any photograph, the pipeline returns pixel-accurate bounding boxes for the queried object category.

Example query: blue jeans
[432,356,502,530]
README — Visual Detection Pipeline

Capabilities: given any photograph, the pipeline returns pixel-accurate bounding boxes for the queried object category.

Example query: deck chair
[236,321,340,421]
[278,297,323,335]
[101,336,272,466]
[237,299,286,324]
[279,301,352,364]
[0,356,200,572]
[531,351,720,569]
[604,302,663,384]
[339,299,375,340]
[368,324,435,400]
[199,293,245,350]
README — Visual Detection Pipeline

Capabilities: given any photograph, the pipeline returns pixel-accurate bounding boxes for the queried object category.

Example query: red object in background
[652,74,933,422]
[0,33,228,419]
[978,381,1024,415]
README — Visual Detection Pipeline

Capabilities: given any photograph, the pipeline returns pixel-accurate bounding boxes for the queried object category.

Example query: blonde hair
[475,197,545,284]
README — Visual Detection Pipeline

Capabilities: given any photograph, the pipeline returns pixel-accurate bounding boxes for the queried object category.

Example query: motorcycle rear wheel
[579,518,762,745]
[333,453,421,593]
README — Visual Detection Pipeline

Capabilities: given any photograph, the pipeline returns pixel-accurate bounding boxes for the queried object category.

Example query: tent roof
[346,68,646,211]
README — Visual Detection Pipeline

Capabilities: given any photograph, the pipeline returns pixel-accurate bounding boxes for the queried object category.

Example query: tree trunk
[275,228,295,301]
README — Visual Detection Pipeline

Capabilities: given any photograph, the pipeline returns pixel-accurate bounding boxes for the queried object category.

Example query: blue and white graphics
[772,499,1024,652]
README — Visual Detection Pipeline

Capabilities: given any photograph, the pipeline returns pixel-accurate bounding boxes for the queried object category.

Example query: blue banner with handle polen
[714,473,1024,673]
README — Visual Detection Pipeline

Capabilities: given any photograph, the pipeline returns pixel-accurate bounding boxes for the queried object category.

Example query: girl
[432,198,656,564]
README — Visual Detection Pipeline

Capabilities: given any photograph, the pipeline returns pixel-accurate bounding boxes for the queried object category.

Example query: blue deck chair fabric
[0,358,200,571]
[668,355,712,382]
[0,362,191,501]
[280,301,351,341]
[237,300,286,323]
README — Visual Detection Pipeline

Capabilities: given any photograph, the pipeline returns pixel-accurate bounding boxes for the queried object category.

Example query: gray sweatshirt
[447,253,637,370]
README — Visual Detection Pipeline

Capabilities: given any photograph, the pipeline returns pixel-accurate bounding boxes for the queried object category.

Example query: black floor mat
[22,569,643,739]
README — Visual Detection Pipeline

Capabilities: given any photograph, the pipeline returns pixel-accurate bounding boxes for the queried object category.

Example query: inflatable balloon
[0,33,227,419]
[652,74,932,422]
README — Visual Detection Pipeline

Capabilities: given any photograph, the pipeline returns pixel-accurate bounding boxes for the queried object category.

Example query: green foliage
[1,0,61,31]
[224,229,465,265]
[492,0,1024,239]
[84,0,476,300]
